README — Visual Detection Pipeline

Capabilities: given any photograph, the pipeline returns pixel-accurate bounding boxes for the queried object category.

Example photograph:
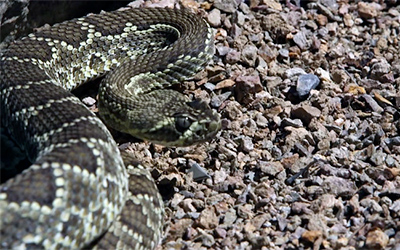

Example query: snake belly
[0,7,219,249]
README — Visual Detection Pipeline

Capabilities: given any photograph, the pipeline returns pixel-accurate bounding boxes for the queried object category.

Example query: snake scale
[0,7,220,249]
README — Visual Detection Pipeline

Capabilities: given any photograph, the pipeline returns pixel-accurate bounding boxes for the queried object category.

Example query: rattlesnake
[0,7,220,249]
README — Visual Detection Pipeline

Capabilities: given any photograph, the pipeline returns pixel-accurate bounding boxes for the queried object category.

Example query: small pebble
[296,74,320,97]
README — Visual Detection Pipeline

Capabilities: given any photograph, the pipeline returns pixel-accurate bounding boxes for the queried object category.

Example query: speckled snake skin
[0,7,220,249]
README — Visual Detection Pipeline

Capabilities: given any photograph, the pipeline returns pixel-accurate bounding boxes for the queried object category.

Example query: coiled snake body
[0,7,220,249]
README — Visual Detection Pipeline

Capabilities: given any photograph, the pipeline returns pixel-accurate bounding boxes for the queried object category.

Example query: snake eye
[175,116,192,133]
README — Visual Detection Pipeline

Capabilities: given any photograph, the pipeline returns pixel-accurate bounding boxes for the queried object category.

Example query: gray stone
[225,49,241,64]
[293,31,310,50]
[189,163,210,182]
[214,0,239,13]
[296,74,320,97]
[241,45,258,67]
[362,94,384,113]
[207,8,221,27]
[284,67,307,80]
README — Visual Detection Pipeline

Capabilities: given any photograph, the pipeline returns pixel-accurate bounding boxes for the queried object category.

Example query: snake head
[171,99,221,146]
[100,89,220,147]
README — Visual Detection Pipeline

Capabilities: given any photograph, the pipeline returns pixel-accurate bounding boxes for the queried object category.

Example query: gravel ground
[146,1,400,249]
[2,0,400,249]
